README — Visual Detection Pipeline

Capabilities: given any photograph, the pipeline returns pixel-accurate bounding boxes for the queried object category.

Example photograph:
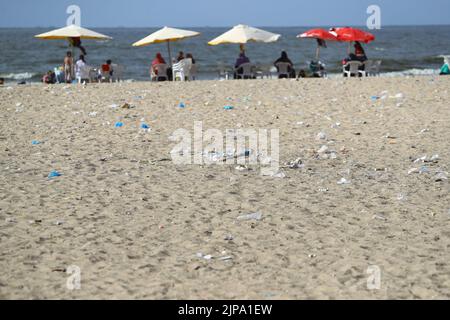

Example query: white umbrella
[132,26,200,66]
[208,24,281,47]
[35,24,112,40]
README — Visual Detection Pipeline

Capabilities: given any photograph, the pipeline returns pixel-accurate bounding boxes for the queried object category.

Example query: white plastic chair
[368,60,382,77]
[151,64,168,81]
[343,61,363,77]
[173,58,192,81]
[275,62,291,78]
[235,62,253,79]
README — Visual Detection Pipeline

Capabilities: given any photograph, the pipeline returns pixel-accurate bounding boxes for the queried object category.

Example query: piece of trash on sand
[235,165,249,171]
[88,111,97,117]
[218,256,233,261]
[31,140,41,145]
[140,123,150,130]
[316,132,327,140]
[110,104,119,109]
[196,253,213,260]
[5,217,16,223]
[224,235,234,241]
[121,103,133,109]
[372,214,387,221]
[317,145,329,154]
[48,170,62,179]
[115,122,124,128]
[237,212,263,221]
[397,193,407,201]
[223,105,234,110]
[260,167,285,178]
[435,171,448,182]
[286,158,304,169]
[55,221,64,226]
[179,102,186,108]
[337,178,350,185]
[413,155,427,164]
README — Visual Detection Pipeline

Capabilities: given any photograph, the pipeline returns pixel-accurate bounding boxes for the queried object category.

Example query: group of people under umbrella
[33,23,384,83]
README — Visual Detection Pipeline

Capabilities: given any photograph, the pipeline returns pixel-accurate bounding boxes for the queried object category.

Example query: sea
[0,26,449,82]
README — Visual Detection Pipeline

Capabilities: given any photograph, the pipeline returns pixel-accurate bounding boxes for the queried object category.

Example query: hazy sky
[0,0,449,27]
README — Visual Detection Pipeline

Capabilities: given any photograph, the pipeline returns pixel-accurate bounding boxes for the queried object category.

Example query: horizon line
[1,23,450,29]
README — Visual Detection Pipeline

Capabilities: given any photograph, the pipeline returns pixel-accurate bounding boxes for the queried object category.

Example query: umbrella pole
[316,46,320,61]
[167,41,173,67]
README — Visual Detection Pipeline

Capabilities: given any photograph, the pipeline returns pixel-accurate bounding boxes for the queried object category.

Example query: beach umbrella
[208,24,281,51]
[297,28,338,60]
[330,27,375,43]
[132,26,201,66]
[35,24,112,40]
[35,24,112,56]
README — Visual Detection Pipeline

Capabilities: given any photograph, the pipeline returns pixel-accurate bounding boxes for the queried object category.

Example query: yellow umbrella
[208,24,281,47]
[132,26,200,65]
[35,24,112,40]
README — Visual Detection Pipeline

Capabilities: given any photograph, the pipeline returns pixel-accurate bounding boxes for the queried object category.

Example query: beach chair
[217,63,232,80]
[111,64,124,82]
[151,64,168,81]
[76,65,92,83]
[367,60,382,77]
[173,58,192,81]
[310,60,327,78]
[235,62,253,79]
[343,61,363,77]
[275,62,291,78]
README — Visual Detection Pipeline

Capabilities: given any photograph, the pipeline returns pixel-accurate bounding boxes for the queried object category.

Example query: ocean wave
[0,72,37,80]
[382,68,439,77]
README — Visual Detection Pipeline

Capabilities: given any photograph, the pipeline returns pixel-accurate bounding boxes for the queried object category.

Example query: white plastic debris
[316,132,327,140]
[337,178,350,185]
[317,145,329,154]
[260,167,285,178]
[237,212,263,221]
[287,158,304,169]
[413,155,427,163]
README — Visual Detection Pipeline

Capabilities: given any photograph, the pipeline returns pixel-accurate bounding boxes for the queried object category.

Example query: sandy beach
[0,76,449,299]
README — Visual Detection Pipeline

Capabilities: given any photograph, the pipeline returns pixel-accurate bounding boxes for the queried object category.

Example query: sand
[0,76,449,299]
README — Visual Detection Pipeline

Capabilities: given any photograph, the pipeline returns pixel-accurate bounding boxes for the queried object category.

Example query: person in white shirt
[75,55,90,83]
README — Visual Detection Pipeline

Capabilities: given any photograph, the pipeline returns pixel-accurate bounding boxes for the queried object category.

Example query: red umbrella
[330,27,375,43]
[297,28,338,59]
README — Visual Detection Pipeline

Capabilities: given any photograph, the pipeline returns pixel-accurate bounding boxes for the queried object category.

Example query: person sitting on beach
[101,59,114,82]
[75,55,90,83]
[42,70,56,84]
[440,57,449,75]
[0,78,4,85]
[151,53,169,81]
[274,51,296,79]
[177,51,185,62]
[353,41,368,62]
[234,52,250,79]
[64,51,74,83]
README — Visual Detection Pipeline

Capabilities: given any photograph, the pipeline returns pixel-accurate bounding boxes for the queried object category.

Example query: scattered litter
[318,188,329,192]
[237,212,263,221]
[260,167,285,178]
[419,166,429,174]
[370,96,380,101]
[196,253,213,260]
[121,103,132,109]
[316,132,327,140]
[223,105,234,110]
[179,102,186,108]
[5,217,16,223]
[115,122,124,128]
[286,158,304,169]
[140,123,150,130]
[235,165,248,171]
[110,104,119,109]
[331,122,341,129]
[31,140,41,145]
[317,145,329,154]
[55,221,64,226]
[218,256,233,261]
[413,155,427,164]
[337,178,350,185]
[88,111,97,117]
[397,193,407,201]
[224,235,234,241]
[372,214,387,221]
[48,170,62,179]
[435,171,448,182]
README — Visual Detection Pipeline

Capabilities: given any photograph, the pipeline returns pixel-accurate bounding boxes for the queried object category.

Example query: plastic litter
[337,178,350,185]
[223,105,234,110]
[48,170,62,179]
[31,140,41,145]
[287,158,304,169]
[260,167,285,178]
[140,123,150,130]
[237,212,263,221]
[115,122,124,128]
[316,132,327,140]
[179,102,186,108]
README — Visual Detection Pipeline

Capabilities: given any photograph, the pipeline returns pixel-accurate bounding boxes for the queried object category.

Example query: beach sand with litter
[0,76,449,299]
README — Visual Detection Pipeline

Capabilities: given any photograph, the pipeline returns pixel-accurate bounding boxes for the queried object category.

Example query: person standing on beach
[75,55,90,83]
[64,51,74,83]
